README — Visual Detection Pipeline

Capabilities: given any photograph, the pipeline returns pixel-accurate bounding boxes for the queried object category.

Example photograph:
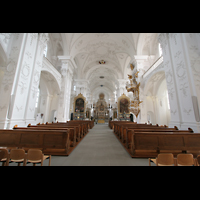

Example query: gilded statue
[130,63,134,70]
[127,74,133,80]
[135,70,139,78]
[126,72,143,118]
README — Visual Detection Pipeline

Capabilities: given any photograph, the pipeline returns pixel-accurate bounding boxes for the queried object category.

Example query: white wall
[141,70,170,126]
[1,33,200,131]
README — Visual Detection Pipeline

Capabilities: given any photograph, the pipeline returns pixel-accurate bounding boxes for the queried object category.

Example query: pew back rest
[14,126,76,141]
[32,124,81,136]
[0,129,69,149]
[126,127,192,135]
[133,132,200,151]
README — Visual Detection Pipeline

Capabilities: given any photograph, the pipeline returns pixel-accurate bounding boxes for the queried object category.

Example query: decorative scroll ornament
[125,74,140,99]
[130,107,140,118]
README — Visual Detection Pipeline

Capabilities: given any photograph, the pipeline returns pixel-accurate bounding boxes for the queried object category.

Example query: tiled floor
[6,123,152,166]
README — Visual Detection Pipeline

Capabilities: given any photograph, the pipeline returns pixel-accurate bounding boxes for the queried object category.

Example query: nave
[43,124,148,166]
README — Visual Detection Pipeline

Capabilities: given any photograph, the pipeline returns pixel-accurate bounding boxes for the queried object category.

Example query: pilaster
[158,33,200,132]
[5,33,43,128]
[134,55,149,83]
[0,33,25,128]
[5,33,49,128]
[117,79,127,97]
[56,57,74,121]
[74,79,89,98]
[134,56,148,123]
[24,33,49,125]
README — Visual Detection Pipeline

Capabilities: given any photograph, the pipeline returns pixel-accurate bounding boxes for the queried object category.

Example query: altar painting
[120,98,129,113]
[75,98,84,112]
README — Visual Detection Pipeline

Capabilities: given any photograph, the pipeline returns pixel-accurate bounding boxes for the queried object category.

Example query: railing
[142,56,163,78]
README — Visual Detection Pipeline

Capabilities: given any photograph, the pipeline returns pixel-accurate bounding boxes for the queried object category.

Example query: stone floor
[49,123,151,166]
[7,123,154,166]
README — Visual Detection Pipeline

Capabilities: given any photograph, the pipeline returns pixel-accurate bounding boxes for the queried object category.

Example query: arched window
[158,43,163,57]
[166,91,170,110]
[35,88,40,108]
[43,44,47,57]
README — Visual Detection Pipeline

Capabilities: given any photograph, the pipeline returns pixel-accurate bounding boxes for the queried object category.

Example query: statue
[130,63,135,70]
[126,68,142,118]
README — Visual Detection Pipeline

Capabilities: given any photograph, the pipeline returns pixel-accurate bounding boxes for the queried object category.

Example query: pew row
[37,122,84,138]
[67,120,94,129]
[115,123,170,138]
[127,131,200,158]
[109,121,136,130]
[124,127,193,149]
[0,129,70,156]
[14,125,78,147]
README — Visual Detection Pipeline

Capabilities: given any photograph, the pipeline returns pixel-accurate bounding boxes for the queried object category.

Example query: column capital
[133,55,149,68]
[58,56,76,77]
[38,33,49,45]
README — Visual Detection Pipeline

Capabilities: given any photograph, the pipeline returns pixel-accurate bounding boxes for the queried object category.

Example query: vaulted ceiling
[50,33,159,102]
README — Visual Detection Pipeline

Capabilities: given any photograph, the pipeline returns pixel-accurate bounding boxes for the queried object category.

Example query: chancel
[1,33,200,166]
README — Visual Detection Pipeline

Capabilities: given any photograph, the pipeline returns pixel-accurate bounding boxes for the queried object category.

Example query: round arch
[41,69,61,92]
[36,70,61,124]
[143,70,166,96]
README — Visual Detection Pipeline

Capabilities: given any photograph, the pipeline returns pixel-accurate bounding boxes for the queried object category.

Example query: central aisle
[51,124,149,166]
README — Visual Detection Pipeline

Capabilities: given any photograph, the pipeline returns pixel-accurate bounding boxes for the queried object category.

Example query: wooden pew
[120,125,179,142]
[128,131,200,158]
[68,120,94,129]
[113,121,138,134]
[66,121,89,136]
[124,127,193,149]
[50,122,83,139]
[109,121,115,129]
[37,123,80,145]
[0,129,70,156]
[115,123,166,137]
[109,120,131,129]
[35,121,90,140]
[114,122,149,135]
[14,125,77,147]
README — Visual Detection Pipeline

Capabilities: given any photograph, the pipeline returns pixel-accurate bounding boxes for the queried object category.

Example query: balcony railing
[142,56,163,79]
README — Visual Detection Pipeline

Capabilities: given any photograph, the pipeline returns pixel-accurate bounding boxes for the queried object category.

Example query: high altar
[94,93,109,123]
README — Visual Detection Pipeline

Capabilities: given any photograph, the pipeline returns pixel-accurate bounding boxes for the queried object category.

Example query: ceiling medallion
[99,60,106,64]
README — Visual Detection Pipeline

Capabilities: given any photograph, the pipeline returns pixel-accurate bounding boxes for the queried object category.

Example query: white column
[5,33,49,128]
[0,33,25,128]
[158,33,200,132]
[5,33,48,128]
[117,79,127,96]
[44,94,53,122]
[134,56,148,123]
[66,70,73,121]
[139,91,147,123]
[24,33,49,125]
[57,57,74,122]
